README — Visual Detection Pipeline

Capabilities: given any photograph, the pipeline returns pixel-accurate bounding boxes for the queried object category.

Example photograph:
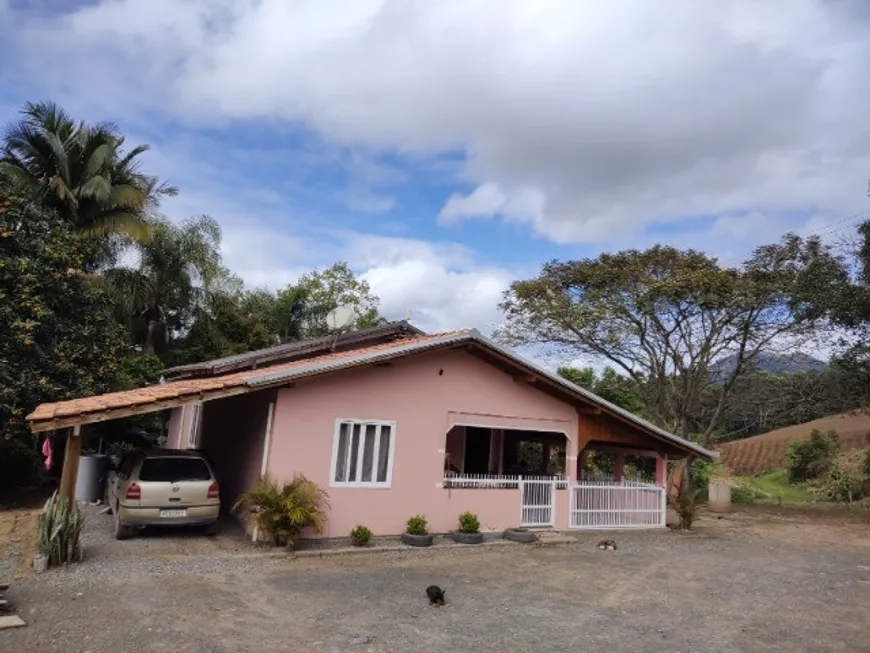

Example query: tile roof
[26,331,469,424]
[26,327,716,460]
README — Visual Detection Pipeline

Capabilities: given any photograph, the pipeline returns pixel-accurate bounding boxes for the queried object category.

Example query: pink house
[28,322,715,538]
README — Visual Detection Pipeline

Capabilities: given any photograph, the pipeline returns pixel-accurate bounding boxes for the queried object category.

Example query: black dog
[426,585,446,606]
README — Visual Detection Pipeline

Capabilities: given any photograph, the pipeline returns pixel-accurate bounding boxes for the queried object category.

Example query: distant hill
[717,411,870,475]
[710,352,826,383]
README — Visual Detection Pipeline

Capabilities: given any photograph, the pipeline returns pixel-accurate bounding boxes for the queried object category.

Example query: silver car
[105,449,221,540]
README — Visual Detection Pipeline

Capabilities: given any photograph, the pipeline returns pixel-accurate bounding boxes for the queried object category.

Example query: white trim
[259,402,275,479]
[329,418,397,489]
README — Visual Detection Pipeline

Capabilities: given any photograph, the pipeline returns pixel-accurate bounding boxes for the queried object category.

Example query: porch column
[655,453,667,486]
[566,436,578,483]
[59,425,82,501]
[613,452,625,482]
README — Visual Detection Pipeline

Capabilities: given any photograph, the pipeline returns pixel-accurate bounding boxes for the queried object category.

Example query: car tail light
[125,482,141,500]
[207,481,219,499]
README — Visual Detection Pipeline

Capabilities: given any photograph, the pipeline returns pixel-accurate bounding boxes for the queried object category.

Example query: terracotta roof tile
[26,331,471,426]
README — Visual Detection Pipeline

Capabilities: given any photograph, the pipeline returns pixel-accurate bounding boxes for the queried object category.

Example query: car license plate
[159,509,187,518]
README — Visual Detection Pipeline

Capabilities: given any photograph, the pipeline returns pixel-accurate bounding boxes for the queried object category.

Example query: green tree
[557,365,647,417]
[275,262,384,340]
[0,181,131,487]
[0,101,177,252]
[104,215,222,354]
[499,242,835,446]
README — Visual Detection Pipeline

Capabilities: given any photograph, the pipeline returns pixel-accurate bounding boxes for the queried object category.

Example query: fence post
[659,485,667,527]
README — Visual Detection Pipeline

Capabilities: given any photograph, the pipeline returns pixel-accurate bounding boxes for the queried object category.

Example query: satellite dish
[325,304,357,331]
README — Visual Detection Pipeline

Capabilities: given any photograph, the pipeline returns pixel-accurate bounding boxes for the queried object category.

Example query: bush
[350,524,373,546]
[405,514,429,536]
[730,485,762,504]
[785,429,839,482]
[233,474,329,547]
[675,487,702,530]
[863,449,870,479]
[457,511,480,534]
[36,492,84,566]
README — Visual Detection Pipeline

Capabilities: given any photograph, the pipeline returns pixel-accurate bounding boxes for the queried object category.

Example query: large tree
[0,101,177,255]
[275,262,385,341]
[0,181,131,487]
[499,241,838,446]
[104,215,222,354]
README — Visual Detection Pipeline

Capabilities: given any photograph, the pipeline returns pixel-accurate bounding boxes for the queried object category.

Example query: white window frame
[329,418,397,489]
[187,402,203,449]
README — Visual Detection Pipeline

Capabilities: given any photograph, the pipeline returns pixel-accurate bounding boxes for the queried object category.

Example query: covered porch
[439,422,672,530]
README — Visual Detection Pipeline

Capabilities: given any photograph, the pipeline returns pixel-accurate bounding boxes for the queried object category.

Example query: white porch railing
[569,482,666,529]
[442,473,567,489]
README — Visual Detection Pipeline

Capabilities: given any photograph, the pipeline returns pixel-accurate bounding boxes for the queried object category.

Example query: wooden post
[58,426,82,501]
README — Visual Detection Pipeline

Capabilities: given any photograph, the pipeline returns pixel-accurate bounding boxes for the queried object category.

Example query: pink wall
[267,348,577,537]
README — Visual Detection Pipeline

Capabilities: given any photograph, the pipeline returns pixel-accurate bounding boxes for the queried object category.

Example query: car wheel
[114,505,130,540]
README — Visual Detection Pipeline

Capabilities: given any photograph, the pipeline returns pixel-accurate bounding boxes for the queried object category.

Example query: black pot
[451,531,484,544]
[401,532,434,547]
[503,527,537,543]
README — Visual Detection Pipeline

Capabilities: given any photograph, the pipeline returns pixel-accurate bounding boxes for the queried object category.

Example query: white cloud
[9,0,870,245]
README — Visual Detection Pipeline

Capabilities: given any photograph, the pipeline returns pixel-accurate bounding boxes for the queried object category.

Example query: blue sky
[1,0,869,343]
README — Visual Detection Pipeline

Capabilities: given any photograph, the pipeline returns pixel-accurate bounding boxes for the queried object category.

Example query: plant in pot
[401,514,433,547]
[36,491,85,569]
[351,524,373,547]
[503,526,537,543]
[452,511,483,544]
[233,474,329,548]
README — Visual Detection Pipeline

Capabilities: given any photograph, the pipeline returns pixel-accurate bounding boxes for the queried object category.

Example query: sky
[1,0,869,340]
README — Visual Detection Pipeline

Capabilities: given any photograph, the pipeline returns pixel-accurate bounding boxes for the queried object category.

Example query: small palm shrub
[36,491,84,565]
[233,474,329,547]
[405,514,429,536]
[350,524,373,546]
[457,511,480,534]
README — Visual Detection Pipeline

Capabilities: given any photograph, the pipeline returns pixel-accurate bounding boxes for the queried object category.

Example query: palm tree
[104,215,222,354]
[0,101,177,242]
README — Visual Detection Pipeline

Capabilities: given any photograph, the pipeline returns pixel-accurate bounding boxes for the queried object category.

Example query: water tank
[708,481,732,513]
[75,454,110,502]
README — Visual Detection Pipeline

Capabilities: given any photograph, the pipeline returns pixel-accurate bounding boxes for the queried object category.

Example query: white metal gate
[520,478,556,527]
[569,481,666,529]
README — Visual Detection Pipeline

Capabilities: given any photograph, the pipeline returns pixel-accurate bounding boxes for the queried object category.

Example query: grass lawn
[730,469,816,504]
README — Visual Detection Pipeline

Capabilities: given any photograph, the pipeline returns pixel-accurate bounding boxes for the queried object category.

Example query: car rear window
[138,457,211,482]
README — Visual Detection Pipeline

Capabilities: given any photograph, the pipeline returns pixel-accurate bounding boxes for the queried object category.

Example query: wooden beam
[576,404,602,415]
[58,426,82,501]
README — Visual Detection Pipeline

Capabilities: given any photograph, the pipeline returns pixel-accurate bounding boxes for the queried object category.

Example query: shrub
[36,491,84,565]
[785,429,839,482]
[863,449,870,479]
[350,524,373,546]
[675,487,702,530]
[233,474,329,547]
[405,514,429,536]
[730,485,761,504]
[457,511,480,534]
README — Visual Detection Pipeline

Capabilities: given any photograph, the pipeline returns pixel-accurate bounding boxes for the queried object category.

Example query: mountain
[710,352,827,383]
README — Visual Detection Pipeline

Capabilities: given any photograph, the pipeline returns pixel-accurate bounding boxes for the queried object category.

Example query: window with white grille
[330,420,395,487]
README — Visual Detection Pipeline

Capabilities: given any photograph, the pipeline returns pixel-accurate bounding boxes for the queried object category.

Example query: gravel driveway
[2,507,870,652]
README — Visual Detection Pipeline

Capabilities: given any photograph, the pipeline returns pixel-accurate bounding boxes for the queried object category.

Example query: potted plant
[401,514,433,547]
[451,511,484,544]
[233,474,329,548]
[350,524,373,547]
[503,526,537,543]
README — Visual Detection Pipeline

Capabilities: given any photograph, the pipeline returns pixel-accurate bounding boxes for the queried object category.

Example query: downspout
[253,401,276,543]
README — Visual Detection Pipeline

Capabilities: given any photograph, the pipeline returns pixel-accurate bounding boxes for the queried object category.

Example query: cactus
[36,492,84,566]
